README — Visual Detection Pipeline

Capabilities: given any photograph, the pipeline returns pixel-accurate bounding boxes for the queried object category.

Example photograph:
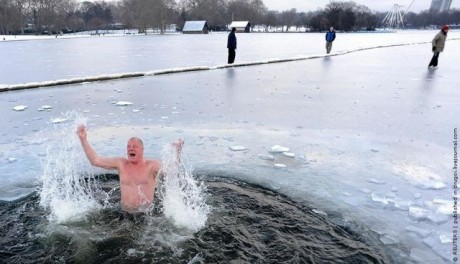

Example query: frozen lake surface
[1,30,460,263]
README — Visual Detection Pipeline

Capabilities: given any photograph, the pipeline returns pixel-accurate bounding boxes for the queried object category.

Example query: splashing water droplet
[157,145,210,231]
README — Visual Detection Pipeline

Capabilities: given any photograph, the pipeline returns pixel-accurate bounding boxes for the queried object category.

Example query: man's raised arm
[77,124,120,170]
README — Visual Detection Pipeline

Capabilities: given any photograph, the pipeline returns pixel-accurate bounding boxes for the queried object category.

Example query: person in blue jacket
[227,27,237,64]
[325,27,336,54]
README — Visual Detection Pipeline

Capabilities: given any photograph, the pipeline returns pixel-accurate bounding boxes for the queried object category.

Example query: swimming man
[77,124,183,213]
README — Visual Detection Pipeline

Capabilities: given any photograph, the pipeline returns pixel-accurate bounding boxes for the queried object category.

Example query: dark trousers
[428,52,439,67]
[228,49,236,64]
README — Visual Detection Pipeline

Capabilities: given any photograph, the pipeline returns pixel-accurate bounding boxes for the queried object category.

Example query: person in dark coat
[428,25,449,68]
[325,27,336,54]
[227,27,237,64]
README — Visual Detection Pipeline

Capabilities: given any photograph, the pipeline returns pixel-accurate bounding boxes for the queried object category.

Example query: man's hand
[77,124,87,140]
[173,139,184,152]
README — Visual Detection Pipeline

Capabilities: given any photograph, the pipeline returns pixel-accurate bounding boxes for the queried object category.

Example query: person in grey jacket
[428,25,449,68]
[227,27,237,64]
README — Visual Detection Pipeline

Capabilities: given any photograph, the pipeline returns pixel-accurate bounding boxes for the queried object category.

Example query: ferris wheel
[381,0,415,28]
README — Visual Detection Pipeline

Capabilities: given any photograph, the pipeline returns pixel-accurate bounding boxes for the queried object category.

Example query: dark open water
[0,174,390,264]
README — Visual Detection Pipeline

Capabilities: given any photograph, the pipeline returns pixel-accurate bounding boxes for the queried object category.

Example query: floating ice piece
[50,117,68,124]
[132,109,141,113]
[258,154,275,161]
[228,146,247,151]
[7,157,17,163]
[282,152,295,158]
[392,163,446,190]
[371,193,388,205]
[367,178,386,185]
[160,116,169,119]
[270,145,289,153]
[422,236,437,248]
[394,200,412,211]
[439,234,452,244]
[410,248,439,262]
[38,105,52,111]
[408,206,430,220]
[274,163,287,169]
[115,101,133,106]
[405,226,431,238]
[380,234,399,245]
[427,213,449,224]
[312,209,327,216]
[13,105,27,111]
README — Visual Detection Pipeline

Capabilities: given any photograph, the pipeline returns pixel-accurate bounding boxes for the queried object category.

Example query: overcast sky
[262,0,460,13]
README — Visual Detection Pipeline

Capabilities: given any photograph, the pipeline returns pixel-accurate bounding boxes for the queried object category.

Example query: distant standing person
[227,27,237,64]
[325,27,336,54]
[428,25,449,68]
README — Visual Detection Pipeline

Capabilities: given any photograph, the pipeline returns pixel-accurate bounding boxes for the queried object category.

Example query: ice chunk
[367,178,386,185]
[7,157,17,163]
[228,146,247,151]
[410,248,439,262]
[312,209,327,216]
[132,109,141,113]
[408,206,430,220]
[258,154,275,161]
[394,200,412,211]
[427,213,449,224]
[50,118,68,124]
[380,234,399,245]
[13,105,28,111]
[405,226,431,237]
[270,145,289,153]
[281,152,295,158]
[371,193,388,205]
[392,163,446,190]
[38,105,52,111]
[422,236,436,248]
[439,234,452,244]
[115,101,133,106]
[274,163,287,169]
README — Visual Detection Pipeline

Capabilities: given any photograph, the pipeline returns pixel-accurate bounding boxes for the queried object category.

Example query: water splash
[157,144,210,231]
[39,112,101,223]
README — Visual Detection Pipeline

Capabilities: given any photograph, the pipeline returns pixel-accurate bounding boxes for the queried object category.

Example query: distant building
[182,21,209,34]
[229,21,251,33]
[430,0,452,12]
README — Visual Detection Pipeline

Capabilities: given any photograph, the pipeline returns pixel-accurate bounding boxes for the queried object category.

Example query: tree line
[1,0,459,35]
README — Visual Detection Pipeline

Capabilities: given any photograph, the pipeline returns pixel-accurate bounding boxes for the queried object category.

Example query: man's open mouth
[129,153,136,157]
